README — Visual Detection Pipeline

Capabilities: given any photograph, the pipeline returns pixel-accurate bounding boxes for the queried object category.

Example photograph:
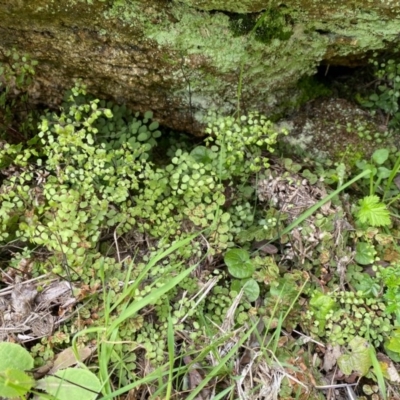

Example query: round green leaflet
[243,278,260,302]
[224,248,255,279]
[355,242,376,265]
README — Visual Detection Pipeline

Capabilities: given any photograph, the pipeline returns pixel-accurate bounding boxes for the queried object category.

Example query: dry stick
[0,274,55,297]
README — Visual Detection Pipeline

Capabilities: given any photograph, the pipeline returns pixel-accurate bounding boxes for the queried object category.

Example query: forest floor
[0,54,400,400]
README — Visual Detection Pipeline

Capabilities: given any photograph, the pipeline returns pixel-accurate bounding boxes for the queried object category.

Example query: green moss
[139,2,325,117]
[176,0,267,13]
[229,7,293,44]
[5,0,400,130]
[295,76,332,106]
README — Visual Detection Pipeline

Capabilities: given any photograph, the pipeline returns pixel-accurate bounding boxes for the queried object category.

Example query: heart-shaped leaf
[224,249,254,279]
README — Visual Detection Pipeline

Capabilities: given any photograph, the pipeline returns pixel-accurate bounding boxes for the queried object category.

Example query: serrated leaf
[356,195,391,227]
[310,292,337,332]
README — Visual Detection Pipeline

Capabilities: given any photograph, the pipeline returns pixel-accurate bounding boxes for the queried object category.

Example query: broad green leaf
[385,329,400,361]
[377,167,391,179]
[338,336,372,376]
[231,279,242,294]
[36,368,101,400]
[242,279,260,302]
[0,368,35,398]
[0,342,34,371]
[220,213,230,223]
[138,124,148,133]
[152,130,162,138]
[372,149,389,165]
[224,249,254,279]
[369,93,379,101]
[103,109,113,118]
[190,146,214,165]
[355,242,376,265]
[86,134,94,145]
[130,121,141,134]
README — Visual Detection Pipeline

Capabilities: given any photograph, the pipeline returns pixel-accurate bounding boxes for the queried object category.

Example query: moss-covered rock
[0,0,399,134]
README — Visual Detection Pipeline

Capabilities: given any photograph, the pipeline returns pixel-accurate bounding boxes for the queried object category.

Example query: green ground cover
[0,47,400,400]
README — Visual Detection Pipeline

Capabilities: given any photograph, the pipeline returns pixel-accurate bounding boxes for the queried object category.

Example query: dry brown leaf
[11,284,37,315]
[377,353,400,383]
[323,344,342,372]
[183,356,210,399]
[49,346,93,374]
[251,240,278,255]
[383,247,400,263]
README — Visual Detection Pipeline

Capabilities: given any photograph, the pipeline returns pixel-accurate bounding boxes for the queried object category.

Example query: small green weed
[354,148,400,227]
[357,57,400,129]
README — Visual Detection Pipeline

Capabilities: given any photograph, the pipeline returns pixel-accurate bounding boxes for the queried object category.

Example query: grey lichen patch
[1,0,107,30]
[175,0,400,63]
[135,2,328,120]
[99,0,400,129]
[314,10,400,63]
[175,0,400,16]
